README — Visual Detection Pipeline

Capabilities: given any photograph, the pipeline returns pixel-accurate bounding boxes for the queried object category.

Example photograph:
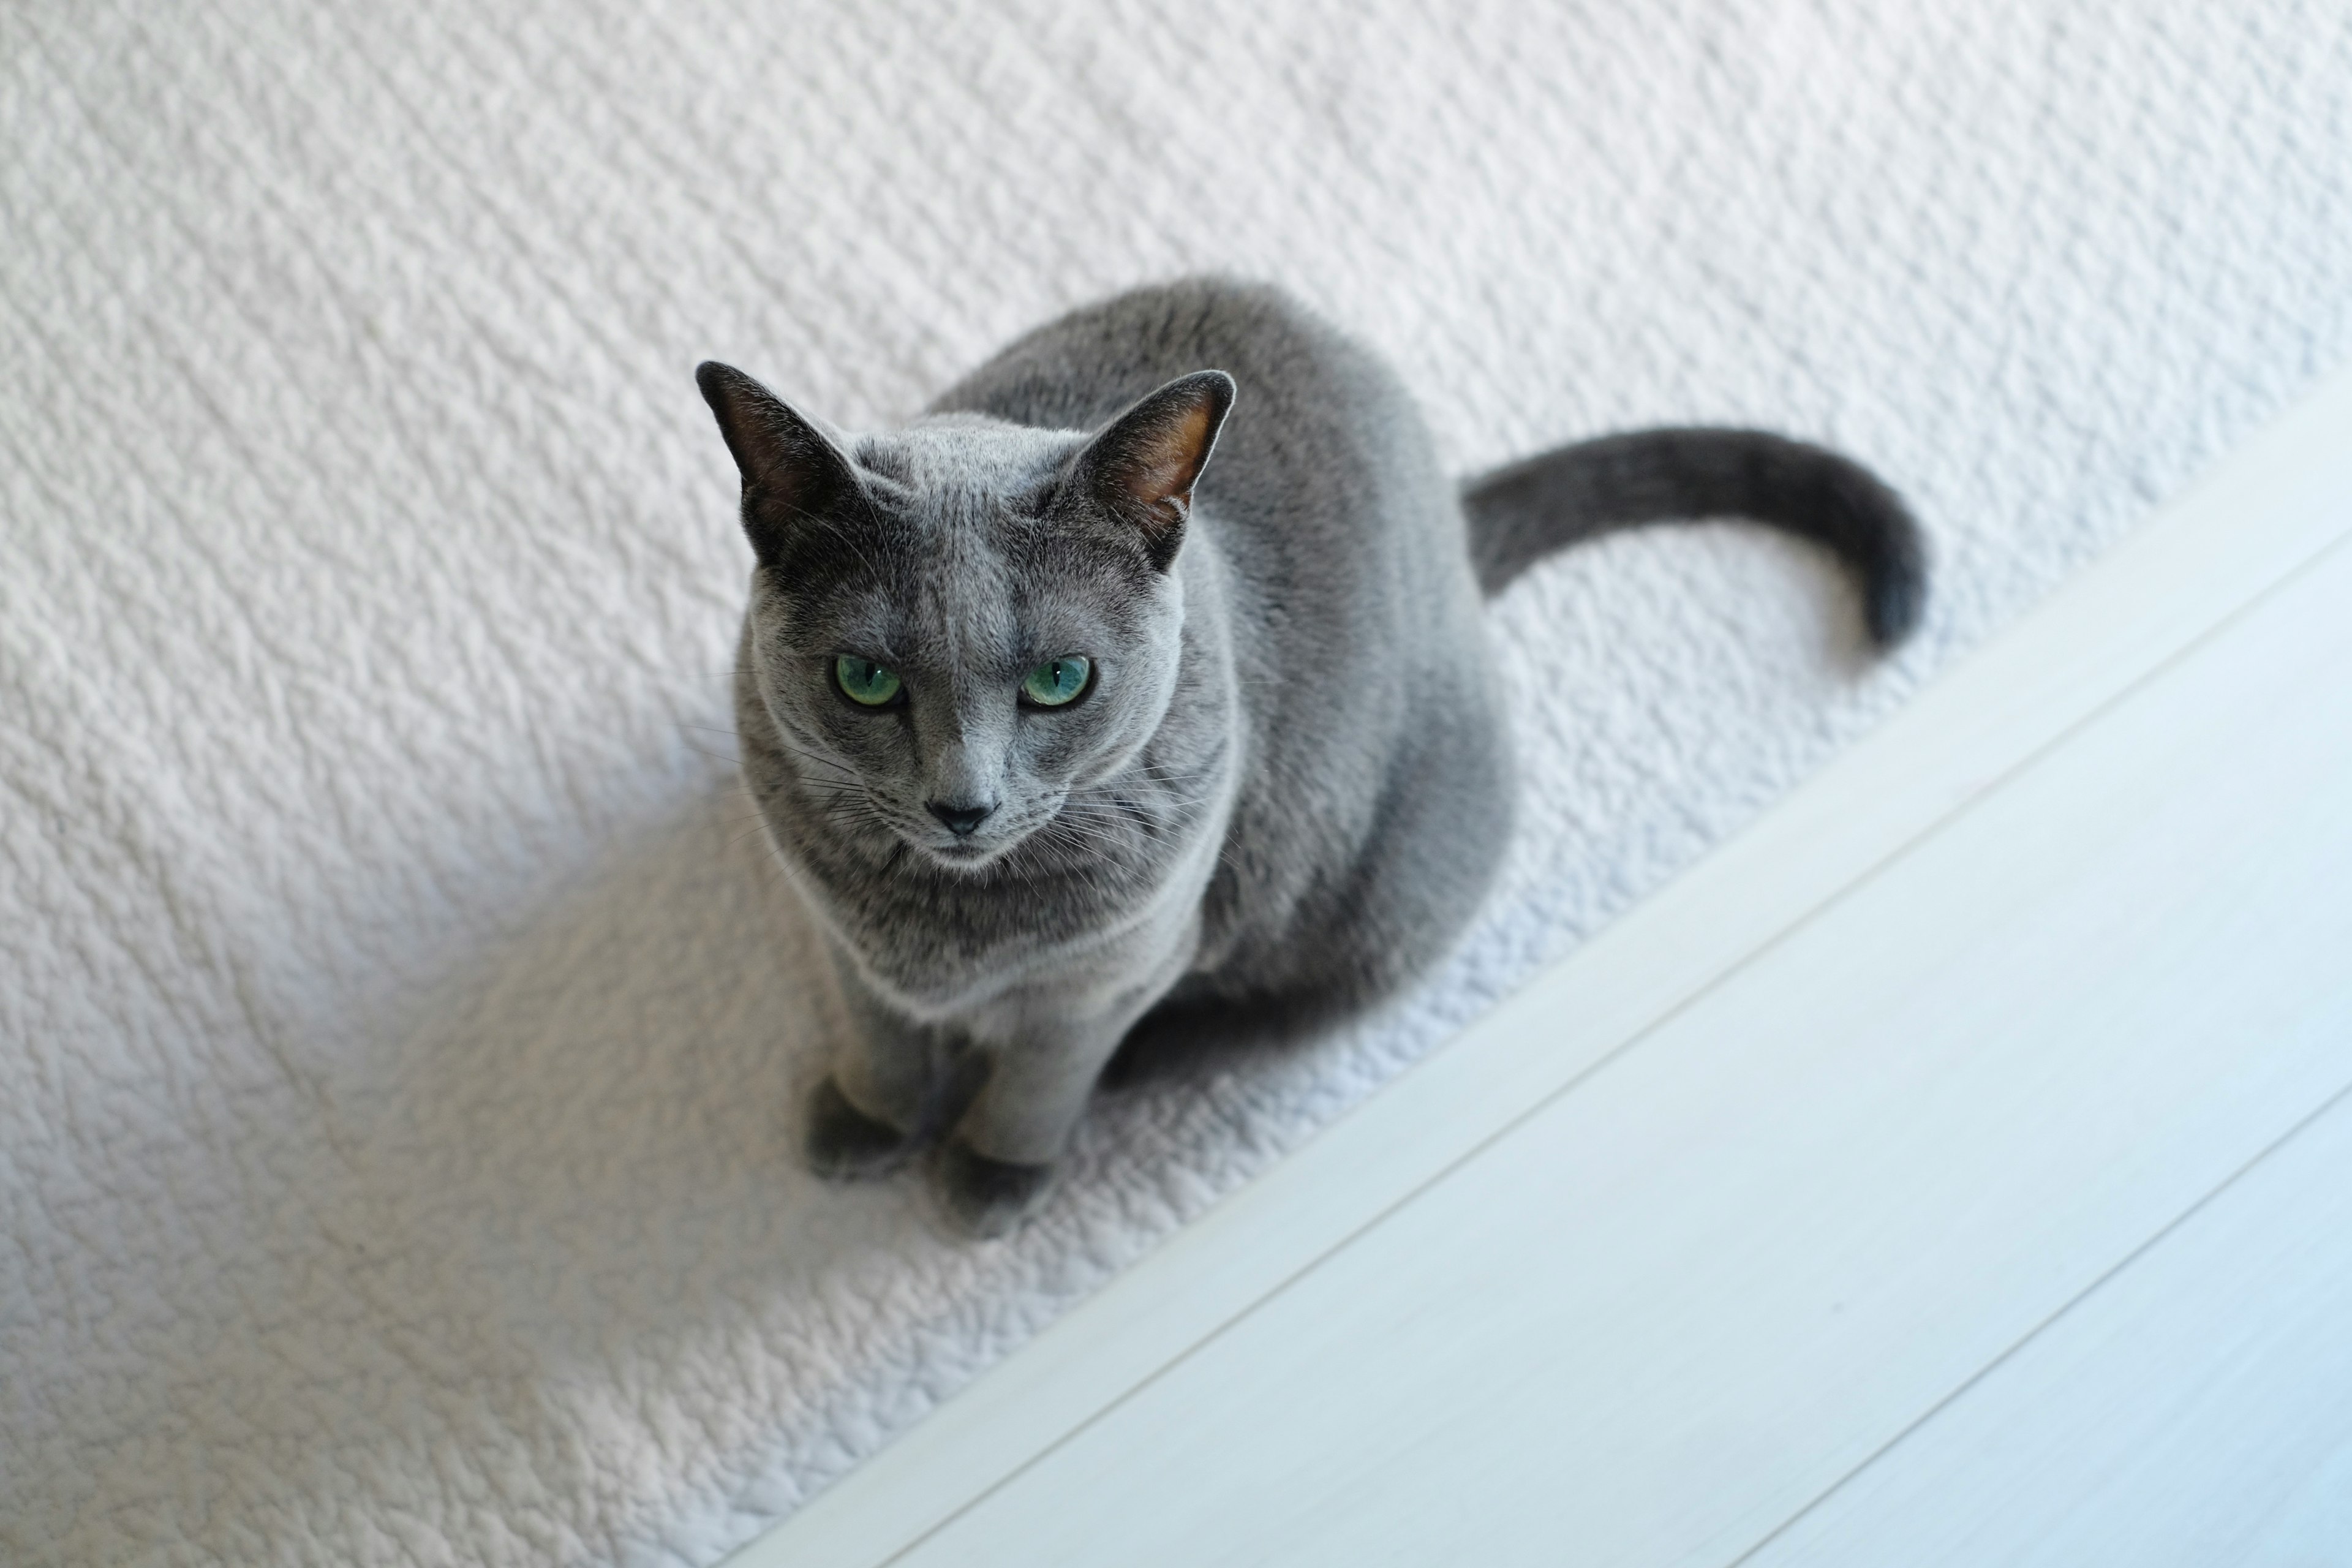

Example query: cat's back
[929,277,1470,659]
[930,276,1410,465]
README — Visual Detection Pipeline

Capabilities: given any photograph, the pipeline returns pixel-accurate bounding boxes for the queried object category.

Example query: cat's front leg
[934,1029,1124,1237]
[935,972,1176,1237]
[808,951,951,1182]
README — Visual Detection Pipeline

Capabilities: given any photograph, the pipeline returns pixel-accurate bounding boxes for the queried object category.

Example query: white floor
[731,368,2352,1568]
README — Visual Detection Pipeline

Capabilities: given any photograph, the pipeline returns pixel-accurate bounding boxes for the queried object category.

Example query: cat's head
[697,361,1233,872]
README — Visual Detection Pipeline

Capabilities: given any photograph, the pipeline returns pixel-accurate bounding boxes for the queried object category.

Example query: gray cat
[697,277,1921,1235]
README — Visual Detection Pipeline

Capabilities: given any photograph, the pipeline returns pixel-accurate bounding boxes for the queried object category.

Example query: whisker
[752,730,864,779]
[752,728,844,760]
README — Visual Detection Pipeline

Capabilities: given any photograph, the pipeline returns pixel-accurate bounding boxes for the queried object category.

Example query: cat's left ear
[1069,371,1235,571]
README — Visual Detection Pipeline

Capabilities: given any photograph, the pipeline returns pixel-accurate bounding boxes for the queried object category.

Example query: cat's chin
[918,836,1019,875]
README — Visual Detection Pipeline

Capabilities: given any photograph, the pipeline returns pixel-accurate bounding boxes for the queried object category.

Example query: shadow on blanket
[70,785,1003,1546]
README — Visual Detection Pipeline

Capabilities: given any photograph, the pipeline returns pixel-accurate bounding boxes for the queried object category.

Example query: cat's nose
[927,799,996,836]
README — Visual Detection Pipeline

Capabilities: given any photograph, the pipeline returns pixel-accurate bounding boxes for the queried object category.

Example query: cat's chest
[781,803,1223,1009]
[745,723,1229,999]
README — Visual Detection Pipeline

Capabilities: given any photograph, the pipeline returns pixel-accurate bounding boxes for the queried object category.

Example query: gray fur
[1461,426,1926,642]
[697,277,1921,1235]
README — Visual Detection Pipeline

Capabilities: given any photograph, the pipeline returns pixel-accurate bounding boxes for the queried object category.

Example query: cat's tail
[1460,428,1927,647]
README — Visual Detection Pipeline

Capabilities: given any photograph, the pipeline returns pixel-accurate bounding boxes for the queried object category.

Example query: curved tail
[1461,428,1927,647]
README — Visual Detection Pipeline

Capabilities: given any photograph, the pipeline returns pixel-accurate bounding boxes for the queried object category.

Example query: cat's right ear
[696,361,861,566]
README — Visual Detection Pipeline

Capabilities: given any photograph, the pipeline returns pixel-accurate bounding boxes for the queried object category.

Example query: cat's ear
[1069,370,1235,571]
[696,360,861,566]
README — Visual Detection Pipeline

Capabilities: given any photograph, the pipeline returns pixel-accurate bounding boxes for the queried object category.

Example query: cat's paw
[804,1076,914,1181]
[933,1140,1055,1238]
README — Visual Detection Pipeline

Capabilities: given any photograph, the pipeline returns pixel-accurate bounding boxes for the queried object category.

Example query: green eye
[834,655,903,707]
[1020,655,1092,708]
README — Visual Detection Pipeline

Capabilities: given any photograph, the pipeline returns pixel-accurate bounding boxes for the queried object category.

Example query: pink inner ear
[1122,402,1216,508]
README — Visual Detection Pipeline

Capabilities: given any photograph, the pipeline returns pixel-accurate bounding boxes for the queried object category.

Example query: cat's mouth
[918,834,1022,873]
[911,810,1047,871]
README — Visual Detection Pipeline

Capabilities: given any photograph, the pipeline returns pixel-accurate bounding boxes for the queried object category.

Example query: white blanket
[5,2,2347,1562]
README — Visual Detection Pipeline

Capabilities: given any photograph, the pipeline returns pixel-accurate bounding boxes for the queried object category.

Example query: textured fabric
[4,2,2348,1562]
